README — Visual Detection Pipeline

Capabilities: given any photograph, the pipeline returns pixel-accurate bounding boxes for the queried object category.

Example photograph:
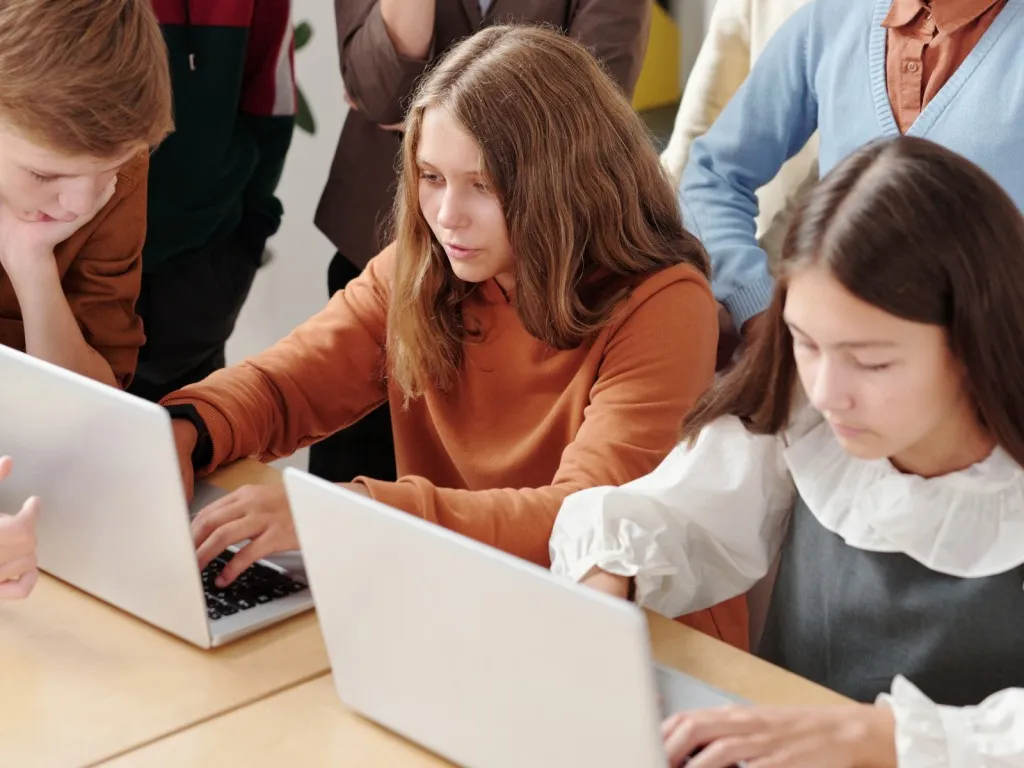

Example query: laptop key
[207,607,222,620]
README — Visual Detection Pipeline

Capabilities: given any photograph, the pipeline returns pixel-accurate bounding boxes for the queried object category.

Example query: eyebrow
[24,159,128,179]
[415,158,483,177]
[785,320,899,349]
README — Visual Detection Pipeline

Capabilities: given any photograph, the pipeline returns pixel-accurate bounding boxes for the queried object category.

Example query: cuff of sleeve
[351,5,434,123]
[722,276,774,328]
[355,475,437,522]
[876,676,972,768]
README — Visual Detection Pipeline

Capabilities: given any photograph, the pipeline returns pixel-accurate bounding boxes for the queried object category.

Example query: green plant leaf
[295,21,312,50]
[297,87,316,134]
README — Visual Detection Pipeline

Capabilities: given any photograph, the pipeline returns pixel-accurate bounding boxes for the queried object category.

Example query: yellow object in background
[633,1,681,112]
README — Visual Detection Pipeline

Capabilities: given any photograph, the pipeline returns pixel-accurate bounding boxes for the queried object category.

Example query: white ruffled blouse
[549,411,1024,768]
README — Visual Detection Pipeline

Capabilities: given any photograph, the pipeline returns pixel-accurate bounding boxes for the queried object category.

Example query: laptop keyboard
[201,549,307,621]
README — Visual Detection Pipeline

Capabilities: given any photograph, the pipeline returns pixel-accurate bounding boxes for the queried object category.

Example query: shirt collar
[883,0,1003,35]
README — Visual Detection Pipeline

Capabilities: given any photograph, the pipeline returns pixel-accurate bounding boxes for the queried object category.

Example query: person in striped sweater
[130,0,297,403]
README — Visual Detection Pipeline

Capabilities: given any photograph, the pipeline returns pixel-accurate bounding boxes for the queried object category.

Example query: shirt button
[906,61,919,73]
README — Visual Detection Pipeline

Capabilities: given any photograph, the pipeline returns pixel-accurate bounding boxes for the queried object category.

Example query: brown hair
[387,24,709,399]
[0,0,173,157]
[682,137,1024,465]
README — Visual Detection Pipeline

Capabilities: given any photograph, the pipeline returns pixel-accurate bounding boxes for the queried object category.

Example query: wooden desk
[0,461,331,768]
[103,612,848,768]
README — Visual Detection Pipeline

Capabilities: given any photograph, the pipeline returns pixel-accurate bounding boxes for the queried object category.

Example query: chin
[831,431,890,461]
[447,258,497,285]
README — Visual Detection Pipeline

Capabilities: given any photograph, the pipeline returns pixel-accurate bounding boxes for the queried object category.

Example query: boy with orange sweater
[0,0,173,389]
[0,0,173,601]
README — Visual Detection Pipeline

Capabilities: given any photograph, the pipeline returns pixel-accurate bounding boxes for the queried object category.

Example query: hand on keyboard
[201,549,306,621]
[661,704,894,768]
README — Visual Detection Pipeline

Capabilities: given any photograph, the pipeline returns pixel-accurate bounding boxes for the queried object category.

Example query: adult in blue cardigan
[681,0,1023,338]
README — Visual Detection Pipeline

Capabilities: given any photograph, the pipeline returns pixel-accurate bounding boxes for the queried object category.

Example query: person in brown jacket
[167,27,749,650]
[308,0,652,486]
[0,0,173,389]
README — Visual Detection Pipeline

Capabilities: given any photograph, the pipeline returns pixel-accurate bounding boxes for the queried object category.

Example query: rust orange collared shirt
[883,0,1008,132]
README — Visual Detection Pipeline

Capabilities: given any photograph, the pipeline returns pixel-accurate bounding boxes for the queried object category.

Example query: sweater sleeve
[567,0,652,98]
[680,2,818,327]
[61,154,148,389]
[335,0,434,126]
[356,276,718,566]
[160,246,393,472]
[661,0,752,186]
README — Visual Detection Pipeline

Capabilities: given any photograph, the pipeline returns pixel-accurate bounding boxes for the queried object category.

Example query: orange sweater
[0,152,147,388]
[164,244,749,647]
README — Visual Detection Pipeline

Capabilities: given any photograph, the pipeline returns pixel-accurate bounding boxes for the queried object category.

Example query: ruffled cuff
[877,675,1024,768]
[549,487,647,582]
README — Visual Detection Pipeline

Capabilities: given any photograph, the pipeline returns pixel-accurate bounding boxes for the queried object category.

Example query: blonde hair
[388,25,709,399]
[0,0,173,157]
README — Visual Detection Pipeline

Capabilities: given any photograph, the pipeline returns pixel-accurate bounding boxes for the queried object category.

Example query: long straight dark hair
[682,137,1024,466]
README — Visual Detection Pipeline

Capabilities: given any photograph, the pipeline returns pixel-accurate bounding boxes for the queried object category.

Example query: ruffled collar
[782,421,1024,578]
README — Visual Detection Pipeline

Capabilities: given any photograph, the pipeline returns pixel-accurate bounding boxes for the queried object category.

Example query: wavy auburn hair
[386,24,709,400]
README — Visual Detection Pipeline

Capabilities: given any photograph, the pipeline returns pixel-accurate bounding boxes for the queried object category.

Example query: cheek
[2,178,46,210]
[859,368,943,441]
[478,200,510,248]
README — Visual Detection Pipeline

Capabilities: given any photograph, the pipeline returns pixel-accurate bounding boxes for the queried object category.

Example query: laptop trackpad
[189,480,307,582]
[655,664,743,718]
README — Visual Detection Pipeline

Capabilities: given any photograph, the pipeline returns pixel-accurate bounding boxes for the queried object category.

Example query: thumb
[15,496,40,528]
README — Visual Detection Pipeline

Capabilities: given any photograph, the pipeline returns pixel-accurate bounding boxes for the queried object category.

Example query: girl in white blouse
[550,137,1024,768]
[0,455,39,600]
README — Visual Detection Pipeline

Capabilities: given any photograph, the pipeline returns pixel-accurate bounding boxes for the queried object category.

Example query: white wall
[225,1,350,469]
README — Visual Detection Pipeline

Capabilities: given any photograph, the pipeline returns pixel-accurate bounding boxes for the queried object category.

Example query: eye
[473,181,490,193]
[418,170,442,185]
[854,361,893,372]
[792,336,818,353]
[29,171,57,184]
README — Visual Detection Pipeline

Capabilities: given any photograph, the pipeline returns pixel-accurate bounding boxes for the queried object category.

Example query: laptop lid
[0,345,210,647]
[285,468,668,768]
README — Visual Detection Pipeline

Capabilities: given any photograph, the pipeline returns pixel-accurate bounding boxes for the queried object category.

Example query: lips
[829,421,868,438]
[443,242,480,260]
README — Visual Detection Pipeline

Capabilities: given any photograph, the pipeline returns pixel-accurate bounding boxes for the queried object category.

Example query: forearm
[357,476,570,565]
[8,256,116,386]
[379,0,434,60]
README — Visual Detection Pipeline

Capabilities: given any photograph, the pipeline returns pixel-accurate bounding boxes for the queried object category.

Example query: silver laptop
[285,469,742,768]
[0,345,312,648]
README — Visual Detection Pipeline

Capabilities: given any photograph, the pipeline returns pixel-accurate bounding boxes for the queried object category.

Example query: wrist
[861,705,898,768]
[165,404,213,470]
[3,248,58,292]
[171,417,199,453]
[581,568,633,600]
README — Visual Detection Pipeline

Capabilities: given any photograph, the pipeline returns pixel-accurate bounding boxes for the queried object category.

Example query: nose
[807,356,854,415]
[435,187,468,231]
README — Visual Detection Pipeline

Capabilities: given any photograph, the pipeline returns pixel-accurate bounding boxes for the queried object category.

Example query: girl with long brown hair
[162,26,745,646]
[552,137,1024,767]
